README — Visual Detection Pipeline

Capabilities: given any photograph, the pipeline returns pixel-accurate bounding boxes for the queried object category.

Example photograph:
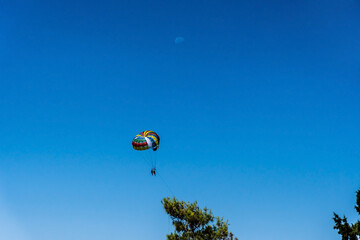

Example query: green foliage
[333,189,360,240]
[162,197,238,240]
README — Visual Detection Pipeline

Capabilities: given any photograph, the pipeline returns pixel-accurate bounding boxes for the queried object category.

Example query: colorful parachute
[132,130,160,151]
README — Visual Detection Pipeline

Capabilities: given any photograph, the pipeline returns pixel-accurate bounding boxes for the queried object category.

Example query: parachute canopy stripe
[132,130,160,151]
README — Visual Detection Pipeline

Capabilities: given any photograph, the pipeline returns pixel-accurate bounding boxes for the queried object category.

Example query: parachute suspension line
[154,150,158,169]
[140,152,152,169]
[154,151,156,169]
[147,150,157,169]
[156,170,175,197]
[150,151,155,169]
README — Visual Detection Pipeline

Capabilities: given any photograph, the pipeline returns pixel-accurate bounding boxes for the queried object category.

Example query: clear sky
[1,0,360,239]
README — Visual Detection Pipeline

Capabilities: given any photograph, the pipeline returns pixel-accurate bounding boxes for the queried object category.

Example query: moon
[175,37,184,44]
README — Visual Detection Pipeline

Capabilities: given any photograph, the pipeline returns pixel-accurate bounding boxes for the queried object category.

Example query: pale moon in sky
[175,37,184,44]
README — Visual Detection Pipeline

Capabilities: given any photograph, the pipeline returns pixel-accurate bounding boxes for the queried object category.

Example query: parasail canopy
[132,130,160,151]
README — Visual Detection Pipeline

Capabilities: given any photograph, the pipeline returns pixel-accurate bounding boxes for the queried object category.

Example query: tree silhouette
[333,189,360,240]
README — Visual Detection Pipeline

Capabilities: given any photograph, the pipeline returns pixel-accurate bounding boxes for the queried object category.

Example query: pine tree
[333,189,360,240]
[162,197,238,240]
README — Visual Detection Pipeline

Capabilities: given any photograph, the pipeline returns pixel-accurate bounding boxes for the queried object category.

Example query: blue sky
[1,0,359,239]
